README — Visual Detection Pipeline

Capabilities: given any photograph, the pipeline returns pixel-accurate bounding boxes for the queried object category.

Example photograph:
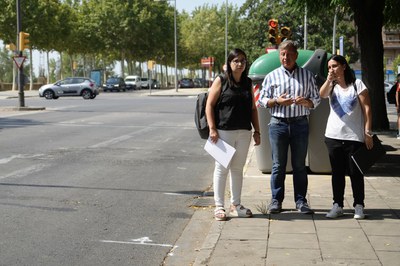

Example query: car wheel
[44,90,55,100]
[81,89,92,99]
[90,93,96,99]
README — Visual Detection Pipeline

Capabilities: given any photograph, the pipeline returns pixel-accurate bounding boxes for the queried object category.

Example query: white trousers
[213,129,252,207]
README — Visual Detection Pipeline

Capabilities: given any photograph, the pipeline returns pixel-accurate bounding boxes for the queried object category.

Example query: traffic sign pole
[16,0,25,107]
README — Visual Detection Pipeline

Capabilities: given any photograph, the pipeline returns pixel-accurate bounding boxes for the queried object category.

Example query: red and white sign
[13,56,26,68]
[201,57,215,68]
[265,48,277,54]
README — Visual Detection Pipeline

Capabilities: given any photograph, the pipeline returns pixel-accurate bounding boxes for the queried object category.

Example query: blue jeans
[269,116,309,205]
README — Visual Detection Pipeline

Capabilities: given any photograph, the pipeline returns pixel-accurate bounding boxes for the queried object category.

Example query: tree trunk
[120,51,125,78]
[59,51,63,80]
[349,0,389,130]
[46,51,50,84]
[29,49,33,91]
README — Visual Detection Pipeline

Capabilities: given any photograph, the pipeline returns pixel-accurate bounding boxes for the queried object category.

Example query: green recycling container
[249,49,331,174]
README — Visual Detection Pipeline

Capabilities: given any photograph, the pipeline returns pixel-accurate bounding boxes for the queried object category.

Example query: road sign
[13,56,26,68]
[201,57,214,68]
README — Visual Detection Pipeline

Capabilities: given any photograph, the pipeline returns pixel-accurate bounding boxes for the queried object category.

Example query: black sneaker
[297,202,314,214]
[268,199,282,214]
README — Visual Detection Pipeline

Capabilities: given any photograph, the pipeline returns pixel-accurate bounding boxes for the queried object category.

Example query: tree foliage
[286,0,400,130]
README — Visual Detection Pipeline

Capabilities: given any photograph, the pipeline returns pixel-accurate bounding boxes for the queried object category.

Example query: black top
[215,76,253,130]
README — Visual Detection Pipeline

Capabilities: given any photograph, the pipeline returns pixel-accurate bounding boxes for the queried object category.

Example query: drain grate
[191,196,215,207]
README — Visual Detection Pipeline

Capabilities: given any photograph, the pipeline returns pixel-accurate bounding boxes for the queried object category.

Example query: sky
[3,0,247,78]
[177,0,246,12]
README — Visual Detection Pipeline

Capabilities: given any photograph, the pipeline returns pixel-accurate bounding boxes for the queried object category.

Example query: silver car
[38,77,99,99]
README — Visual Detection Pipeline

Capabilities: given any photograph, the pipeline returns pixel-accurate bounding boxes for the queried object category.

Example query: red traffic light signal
[268,19,279,45]
[268,19,278,28]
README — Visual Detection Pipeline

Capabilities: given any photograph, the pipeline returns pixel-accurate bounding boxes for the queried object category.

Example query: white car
[125,75,141,90]
[141,77,150,89]
[38,77,99,99]
[384,82,393,93]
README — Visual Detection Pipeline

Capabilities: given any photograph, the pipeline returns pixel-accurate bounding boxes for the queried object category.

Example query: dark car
[194,78,206,88]
[38,77,99,100]
[102,77,127,92]
[178,78,194,88]
[151,79,160,89]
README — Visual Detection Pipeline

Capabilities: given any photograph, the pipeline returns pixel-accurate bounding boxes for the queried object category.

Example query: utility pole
[332,7,338,55]
[225,0,228,65]
[304,5,308,50]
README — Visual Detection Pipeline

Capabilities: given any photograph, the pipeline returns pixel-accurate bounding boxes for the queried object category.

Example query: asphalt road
[0,91,214,265]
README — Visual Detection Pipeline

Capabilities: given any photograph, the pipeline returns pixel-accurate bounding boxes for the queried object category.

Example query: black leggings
[324,137,365,207]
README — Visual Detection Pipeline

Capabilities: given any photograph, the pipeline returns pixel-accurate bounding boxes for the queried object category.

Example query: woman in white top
[320,55,373,219]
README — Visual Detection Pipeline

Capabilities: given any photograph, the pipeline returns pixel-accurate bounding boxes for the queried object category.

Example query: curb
[0,106,46,111]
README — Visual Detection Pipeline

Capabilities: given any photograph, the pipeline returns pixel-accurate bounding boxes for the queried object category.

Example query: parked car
[125,75,141,90]
[384,82,393,93]
[38,77,99,100]
[141,77,149,89]
[103,77,127,92]
[178,78,194,88]
[151,79,160,89]
[194,78,206,88]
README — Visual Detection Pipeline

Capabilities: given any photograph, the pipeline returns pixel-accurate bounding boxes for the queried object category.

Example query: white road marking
[89,134,134,148]
[0,164,47,180]
[89,128,152,148]
[132,237,152,243]
[0,154,45,164]
[99,237,178,249]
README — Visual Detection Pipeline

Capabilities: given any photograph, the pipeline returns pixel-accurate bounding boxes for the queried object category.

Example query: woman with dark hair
[206,48,261,221]
[320,55,373,219]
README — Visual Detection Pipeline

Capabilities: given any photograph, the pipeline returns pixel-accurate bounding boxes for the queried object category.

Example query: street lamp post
[173,0,178,92]
[225,0,228,65]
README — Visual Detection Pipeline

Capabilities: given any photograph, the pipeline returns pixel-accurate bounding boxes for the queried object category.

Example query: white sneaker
[326,203,344,218]
[354,204,365,219]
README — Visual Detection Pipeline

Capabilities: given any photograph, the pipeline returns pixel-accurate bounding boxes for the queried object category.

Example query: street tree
[237,0,357,63]
[287,0,400,130]
[180,3,241,74]
[0,46,14,82]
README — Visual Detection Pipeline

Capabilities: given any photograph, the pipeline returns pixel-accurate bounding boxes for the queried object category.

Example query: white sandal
[214,207,227,221]
[230,204,253,218]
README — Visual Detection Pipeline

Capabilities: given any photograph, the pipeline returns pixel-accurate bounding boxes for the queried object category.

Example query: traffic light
[147,60,156,70]
[280,26,292,41]
[5,43,16,51]
[19,31,30,51]
[268,19,279,45]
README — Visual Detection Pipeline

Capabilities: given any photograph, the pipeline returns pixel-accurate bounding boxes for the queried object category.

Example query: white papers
[204,137,236,168]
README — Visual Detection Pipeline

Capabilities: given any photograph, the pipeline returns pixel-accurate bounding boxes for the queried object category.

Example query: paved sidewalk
[0,90,44,111]
[166,109,400,265]
[0,89,39,99]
